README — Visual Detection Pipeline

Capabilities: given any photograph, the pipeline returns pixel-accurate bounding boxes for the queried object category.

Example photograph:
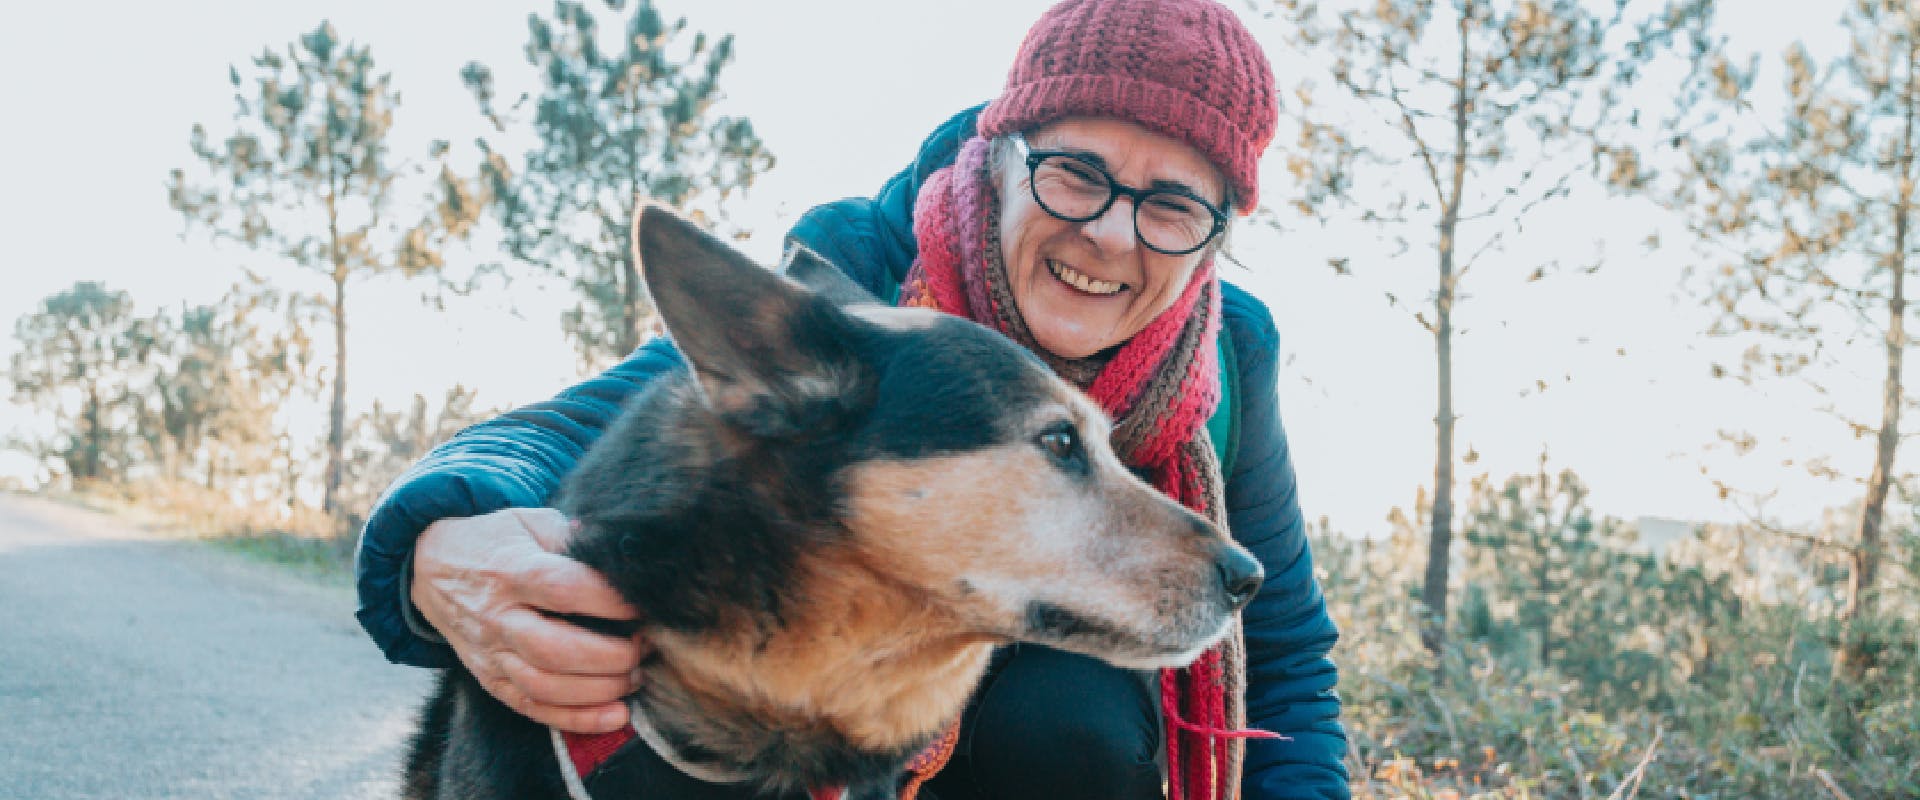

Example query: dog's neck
[622,698,756,785]
[630,553,996,788]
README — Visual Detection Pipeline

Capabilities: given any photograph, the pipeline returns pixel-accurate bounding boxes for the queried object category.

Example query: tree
[169,22,450,515]
[1276,0,1714,656]
[142,275,317,498]
[1624,0,1918,684]
[334,385,494,525]
[1459,458,1740,712]
[1462,453,1598,669]
[8,282,151,486]
[456,0,775,369]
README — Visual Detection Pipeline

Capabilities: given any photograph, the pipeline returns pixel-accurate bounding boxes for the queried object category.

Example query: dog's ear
[636,206,872,437]
[781,244,880,307]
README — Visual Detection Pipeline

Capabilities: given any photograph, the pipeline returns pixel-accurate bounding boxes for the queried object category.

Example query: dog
[400,206,1264,800]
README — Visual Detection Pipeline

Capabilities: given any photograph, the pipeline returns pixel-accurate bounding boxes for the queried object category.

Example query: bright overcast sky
[0,1,1865,535]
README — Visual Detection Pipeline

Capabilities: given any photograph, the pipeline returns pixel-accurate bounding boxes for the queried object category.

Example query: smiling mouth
[1046,259,1128,296]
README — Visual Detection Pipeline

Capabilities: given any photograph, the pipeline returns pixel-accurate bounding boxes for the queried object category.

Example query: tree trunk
[1421,3,1472,660]
[320,79,347,518]
[619,90,645,360]
[323,274,347,516]
[1839,33,1916,683]
[84,384,104,483]
[1535,560,1552,667]
[283,433,301,511]
[1536,462,1553,668]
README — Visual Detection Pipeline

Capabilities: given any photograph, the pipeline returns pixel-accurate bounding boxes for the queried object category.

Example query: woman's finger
[480,670,630,734]
[493,650,638,708]
[498,606,641,676]
[518,553,639,622]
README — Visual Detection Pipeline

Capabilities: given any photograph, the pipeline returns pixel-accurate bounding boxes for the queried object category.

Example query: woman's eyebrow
[1147,178,1209,198]
[1041,141,1220,202]
[1044,142,1111,169]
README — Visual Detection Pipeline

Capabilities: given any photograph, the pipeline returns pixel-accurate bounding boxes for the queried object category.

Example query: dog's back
[403,208,1262,799]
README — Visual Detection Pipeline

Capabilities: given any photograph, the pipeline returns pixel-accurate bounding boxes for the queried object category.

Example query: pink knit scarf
[900,136,1273,800]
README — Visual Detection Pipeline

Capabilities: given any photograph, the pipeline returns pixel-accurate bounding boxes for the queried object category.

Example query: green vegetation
[1325,463,1919,798]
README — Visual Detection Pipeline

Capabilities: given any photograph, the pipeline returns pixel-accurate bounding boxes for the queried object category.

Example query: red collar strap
[559,726,636,785]
[557,717,961,800]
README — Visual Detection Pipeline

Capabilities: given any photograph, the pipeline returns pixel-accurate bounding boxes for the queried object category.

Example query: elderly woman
[356,0,1346,797]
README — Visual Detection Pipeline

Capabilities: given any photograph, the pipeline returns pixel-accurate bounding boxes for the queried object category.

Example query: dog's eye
[1038,424,1080,462]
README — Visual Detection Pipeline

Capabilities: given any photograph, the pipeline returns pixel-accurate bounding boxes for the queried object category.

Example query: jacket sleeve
[1223,284,1351,799]
[353,338,687,668]
[353,105,986,669]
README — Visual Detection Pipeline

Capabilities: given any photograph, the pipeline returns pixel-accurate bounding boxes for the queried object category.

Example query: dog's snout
[1215,546,1263,611]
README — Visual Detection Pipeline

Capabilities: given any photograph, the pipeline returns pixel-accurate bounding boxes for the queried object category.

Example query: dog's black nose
[1216,546,1264,611]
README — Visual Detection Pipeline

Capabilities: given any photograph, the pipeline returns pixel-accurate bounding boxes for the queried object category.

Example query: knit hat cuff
[979,73,1264,212]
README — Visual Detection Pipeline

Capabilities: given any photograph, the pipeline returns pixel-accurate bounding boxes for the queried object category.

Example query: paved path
[0,494,432,800]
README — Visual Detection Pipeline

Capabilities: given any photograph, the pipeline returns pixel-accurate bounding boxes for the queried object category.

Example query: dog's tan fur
[646,561,995,752]
[839,398,1232,668]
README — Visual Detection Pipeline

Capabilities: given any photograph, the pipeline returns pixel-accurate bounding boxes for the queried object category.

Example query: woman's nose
[1079,198,1138,256]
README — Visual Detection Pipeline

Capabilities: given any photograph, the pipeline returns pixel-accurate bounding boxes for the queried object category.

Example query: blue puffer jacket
[355,105,1348,799]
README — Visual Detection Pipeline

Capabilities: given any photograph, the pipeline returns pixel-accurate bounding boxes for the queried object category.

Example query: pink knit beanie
[978,0,1278,212]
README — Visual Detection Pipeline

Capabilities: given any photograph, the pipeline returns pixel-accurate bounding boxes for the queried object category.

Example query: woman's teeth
[1047,259,1126,296]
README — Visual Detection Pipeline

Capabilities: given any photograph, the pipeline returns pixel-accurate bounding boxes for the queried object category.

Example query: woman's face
[995,117,1227,359]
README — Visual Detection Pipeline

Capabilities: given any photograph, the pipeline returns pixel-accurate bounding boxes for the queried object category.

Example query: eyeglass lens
[1029,154,1217,254]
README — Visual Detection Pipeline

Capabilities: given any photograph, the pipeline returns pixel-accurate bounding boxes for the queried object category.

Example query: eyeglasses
[1011,133,1228,256]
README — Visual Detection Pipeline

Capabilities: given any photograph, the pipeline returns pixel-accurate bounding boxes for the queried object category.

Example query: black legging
[920,644,1164,800]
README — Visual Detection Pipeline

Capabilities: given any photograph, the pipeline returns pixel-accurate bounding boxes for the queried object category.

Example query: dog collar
[549,701,961,800]
[551,698,751,800]
[552,725,637,799]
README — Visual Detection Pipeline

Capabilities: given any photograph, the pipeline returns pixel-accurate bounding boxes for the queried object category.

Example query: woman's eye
[1046,157,1104,188]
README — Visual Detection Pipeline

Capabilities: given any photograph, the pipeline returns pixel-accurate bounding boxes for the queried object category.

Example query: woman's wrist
[399,546,448,645]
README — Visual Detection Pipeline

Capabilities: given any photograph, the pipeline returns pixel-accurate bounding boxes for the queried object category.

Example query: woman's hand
[411,507,646,734]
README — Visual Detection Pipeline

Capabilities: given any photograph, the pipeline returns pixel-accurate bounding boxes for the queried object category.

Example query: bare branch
[1736,507,1862,555]
[1458,229,1508,278]
[1813,767,1856,800]
[1385,72,1447,206]
[1603,727,1663,800]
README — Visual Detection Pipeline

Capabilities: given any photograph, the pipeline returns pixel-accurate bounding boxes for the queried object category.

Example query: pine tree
[454,0,775,369]
[169,22,446,515]
[8,282,149,486]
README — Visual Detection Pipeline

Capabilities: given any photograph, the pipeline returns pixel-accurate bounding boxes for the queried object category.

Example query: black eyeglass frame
[1011,133,1229,256]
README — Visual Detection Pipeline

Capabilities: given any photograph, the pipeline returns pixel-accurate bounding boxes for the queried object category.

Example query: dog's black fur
[401,207,1261,799]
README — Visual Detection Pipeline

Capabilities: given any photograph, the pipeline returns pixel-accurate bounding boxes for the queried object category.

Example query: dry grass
[46,479,355,576]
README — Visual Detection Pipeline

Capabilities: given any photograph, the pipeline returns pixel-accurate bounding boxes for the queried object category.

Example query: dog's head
[636,206,1261,669]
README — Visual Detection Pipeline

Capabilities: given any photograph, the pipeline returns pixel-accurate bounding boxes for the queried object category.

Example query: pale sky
[0,0,1871,536]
